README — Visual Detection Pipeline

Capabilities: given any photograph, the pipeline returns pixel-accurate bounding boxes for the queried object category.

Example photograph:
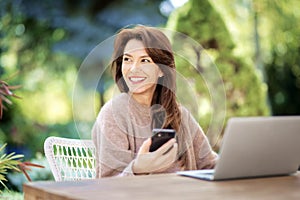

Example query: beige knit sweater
[92,93,218,178]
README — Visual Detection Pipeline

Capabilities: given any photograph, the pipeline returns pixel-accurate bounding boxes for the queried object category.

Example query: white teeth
[129,77,146,82]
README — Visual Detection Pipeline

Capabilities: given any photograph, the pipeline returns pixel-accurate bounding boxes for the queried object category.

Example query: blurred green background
[0,0,299,195]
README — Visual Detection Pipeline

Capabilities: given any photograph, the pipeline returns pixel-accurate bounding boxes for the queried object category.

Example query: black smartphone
[149,129,176,152]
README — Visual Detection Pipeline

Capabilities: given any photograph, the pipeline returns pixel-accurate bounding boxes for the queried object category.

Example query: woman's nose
[129,61,140,71]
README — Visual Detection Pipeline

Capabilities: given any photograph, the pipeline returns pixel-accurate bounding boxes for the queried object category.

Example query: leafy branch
[0,144,23,191]
[0,144,44,192]
[0,74,44,192]
[0,74,22,119]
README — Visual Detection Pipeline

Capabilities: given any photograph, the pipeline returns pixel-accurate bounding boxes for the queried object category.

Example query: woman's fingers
[138,138,152,154]
[155,138,177,155]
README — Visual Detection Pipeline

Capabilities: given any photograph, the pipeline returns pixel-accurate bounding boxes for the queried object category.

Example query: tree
[257,0,300,115]
[167,0,269,148]
[208,0,300,115]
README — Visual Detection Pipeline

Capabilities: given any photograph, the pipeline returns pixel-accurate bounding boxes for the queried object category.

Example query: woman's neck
[130,92,153,107]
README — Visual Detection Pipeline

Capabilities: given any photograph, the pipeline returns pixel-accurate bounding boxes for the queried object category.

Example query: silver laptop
[177,116,300,181]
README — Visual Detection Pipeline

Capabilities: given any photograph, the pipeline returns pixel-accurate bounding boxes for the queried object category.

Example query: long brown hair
[111,25,181,132]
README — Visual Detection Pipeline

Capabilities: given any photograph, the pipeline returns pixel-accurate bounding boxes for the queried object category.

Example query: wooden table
[24,172,300,200]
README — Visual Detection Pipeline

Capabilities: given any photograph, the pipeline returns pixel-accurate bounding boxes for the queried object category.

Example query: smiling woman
[92,25,218,178]
[121,39,163,105]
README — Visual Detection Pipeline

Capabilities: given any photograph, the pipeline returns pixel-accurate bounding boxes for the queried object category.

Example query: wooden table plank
[24,172,300,200]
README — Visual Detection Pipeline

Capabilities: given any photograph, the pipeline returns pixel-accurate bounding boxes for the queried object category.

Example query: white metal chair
[44,136,96,181]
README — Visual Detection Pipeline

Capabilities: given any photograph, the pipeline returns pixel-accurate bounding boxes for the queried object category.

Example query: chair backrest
[44,136,96,181]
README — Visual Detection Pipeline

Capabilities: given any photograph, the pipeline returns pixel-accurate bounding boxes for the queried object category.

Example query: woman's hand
[132,138,178,174]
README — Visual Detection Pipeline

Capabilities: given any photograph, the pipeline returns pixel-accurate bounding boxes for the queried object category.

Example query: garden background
[1,0,299,198]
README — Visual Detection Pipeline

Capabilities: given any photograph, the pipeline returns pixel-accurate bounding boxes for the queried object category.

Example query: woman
[92,25,217,177]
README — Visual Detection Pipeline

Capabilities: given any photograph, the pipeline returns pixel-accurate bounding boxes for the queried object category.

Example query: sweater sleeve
[185,108,218,169]
[92,101,136,178]
[193,129,218,169]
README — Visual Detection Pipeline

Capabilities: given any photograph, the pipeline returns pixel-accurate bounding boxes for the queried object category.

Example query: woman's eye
[123,57,131,62]
[142,58,151,63]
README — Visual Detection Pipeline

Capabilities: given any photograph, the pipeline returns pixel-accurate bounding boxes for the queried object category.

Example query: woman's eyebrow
[123,53,133,57]
[140,55,151,58]
[123,53,150,58]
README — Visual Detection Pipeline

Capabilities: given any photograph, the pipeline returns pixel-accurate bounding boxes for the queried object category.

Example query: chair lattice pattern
[44,136,96,181]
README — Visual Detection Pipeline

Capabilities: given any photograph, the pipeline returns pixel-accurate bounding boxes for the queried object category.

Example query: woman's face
[121,39,163,99]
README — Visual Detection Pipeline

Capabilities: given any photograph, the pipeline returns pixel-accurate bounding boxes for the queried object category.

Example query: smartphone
[149,129,176,152]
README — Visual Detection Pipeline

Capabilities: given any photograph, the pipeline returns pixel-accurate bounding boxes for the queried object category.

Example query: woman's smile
[129,76,147,84]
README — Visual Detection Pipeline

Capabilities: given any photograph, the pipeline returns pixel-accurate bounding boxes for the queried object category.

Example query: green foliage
[7,152,53,192]
[209,0,300,116]
[0,9,78,123]
[0,1,79,158]
[0,190,23,200]
[0,143,46,193]
[167,0,270,146]
[259,1,300,115]
[0,144,23,191]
